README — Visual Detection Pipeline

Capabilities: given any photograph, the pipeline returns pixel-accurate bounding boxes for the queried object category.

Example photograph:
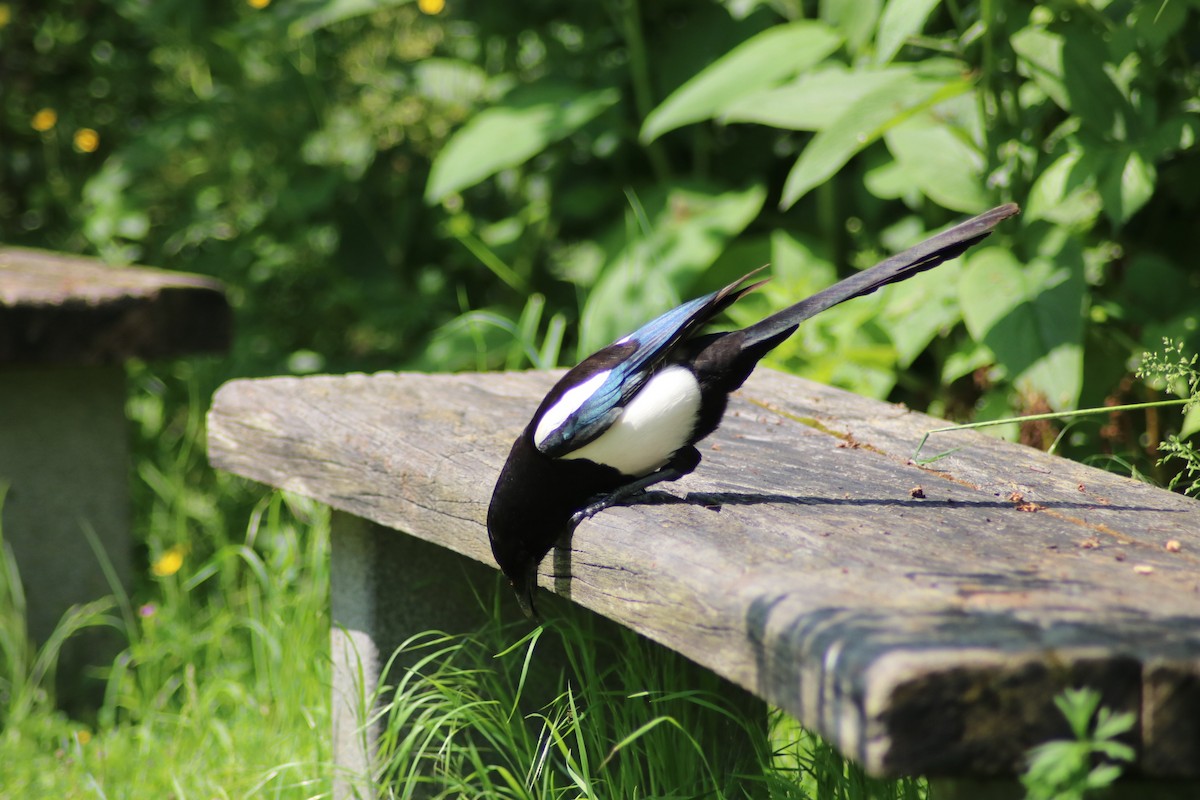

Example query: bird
[488,203,1020,617]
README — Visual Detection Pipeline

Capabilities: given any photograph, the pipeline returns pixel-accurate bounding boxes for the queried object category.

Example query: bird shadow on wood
[548,488,1184,606]
[615,489,1177,514]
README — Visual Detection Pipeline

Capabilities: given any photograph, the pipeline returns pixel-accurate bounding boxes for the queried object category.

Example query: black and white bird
[488,203,1019,617]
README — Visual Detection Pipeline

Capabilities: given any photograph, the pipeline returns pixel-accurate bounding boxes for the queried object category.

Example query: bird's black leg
[570,446,702,527]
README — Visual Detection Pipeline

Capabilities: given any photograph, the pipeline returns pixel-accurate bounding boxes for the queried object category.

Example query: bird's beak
[512,562,540,620]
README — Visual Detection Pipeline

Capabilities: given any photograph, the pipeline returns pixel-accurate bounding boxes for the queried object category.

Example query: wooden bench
[0,246,230,708]
[207,368,1200,796]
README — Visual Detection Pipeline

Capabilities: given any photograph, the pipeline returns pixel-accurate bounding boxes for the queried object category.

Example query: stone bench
[207,368,1200,797]
[0,245,230,708]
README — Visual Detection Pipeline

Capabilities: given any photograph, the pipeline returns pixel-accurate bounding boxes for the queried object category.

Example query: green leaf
[1085,763,1125,790]
[726,230,913,399]
[1026,150,1103,226]
[301,106,375,179]
[412,58,490,107]
[1122,253,1194,325]
[780,64,972,208]
[874,0,942,64]
[577,183,766,355]
[425,83,619,204]
[722,64,917,131]
[942,341,995,384]
[1181,404,1200,439]
[639,21,842,143]
[1092,707,1136,742]
[1131,0,1189,47]
[959,248,1025,340]
[863,157,921,203]
[959,247,1087,409]
[1011,27,1070,111]
[776,300,902,399]
[1012,25,1133,139]
[877,258,964,367]
[699,234,773,291]
[821,0,882,55]
[1099,148,1156,225]
[883,114,988,213]
[725,231,836,331]
[1143,115,1198,162]
[284,0,411,36]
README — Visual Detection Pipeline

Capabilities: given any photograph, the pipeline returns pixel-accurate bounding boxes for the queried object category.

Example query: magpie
[488,203,1019,617]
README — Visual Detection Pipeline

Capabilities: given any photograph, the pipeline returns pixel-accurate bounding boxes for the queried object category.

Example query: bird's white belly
[562,366,700,477]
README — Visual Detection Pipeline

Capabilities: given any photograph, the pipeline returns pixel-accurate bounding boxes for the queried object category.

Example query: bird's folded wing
[538,276,759,457]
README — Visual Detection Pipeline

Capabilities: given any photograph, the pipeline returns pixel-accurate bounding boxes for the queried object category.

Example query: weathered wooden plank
[207,369,1200,777]
[0,246,230,362]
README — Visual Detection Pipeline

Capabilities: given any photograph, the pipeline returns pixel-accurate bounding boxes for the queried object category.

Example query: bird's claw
[569,500,606,528]
[570,488,647,527]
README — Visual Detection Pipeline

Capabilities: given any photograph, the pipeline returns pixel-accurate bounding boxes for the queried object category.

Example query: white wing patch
[533,369,612,449]
[562,366,700,477]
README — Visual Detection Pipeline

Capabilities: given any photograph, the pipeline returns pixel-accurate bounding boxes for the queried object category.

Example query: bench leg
[0,364,131,712]
[330,511,499,799]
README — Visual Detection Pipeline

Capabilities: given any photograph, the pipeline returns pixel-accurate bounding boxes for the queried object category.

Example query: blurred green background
[2,0,1199,795]
[6,0,1199,456]
[5,0,1199,435]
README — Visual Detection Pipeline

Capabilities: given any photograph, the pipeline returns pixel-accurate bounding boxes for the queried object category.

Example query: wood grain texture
[207,369,1200,777]
[0,246,230,362]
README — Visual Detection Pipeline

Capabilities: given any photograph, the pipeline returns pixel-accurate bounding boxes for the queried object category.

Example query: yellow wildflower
[418,0,444,14]
[76,730,92,745]
[247,0,270,8]
[151,545,185,577]
[73,128,100,153]
[31,108,57,132]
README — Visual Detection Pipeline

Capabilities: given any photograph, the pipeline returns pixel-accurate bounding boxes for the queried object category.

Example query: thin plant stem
[619,0,671,181]
[451,228,528,294]
[913,398,1189,463]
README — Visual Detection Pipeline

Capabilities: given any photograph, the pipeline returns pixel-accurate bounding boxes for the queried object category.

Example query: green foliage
[1138,339,1200,495]
[0,485,331,797]
[768,713,926,800]
[428,83,621,204]
[576,181,768,356]
[5,0,1200,484]
[1020,687,1135,800]
[639,21,844,143]
[367,613,758,797]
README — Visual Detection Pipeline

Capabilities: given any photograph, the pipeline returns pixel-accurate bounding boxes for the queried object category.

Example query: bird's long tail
[739,203,1020,349]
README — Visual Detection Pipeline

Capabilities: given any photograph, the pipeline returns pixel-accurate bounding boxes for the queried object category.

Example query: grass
[368,609,766,797]
[359,600,928,799]
[0,360,929,799]
[0,486,331,799]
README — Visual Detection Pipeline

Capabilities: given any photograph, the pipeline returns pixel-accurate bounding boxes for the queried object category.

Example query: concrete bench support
[1,246,229,708]
[330,512,501,798]
[0,364,129,699]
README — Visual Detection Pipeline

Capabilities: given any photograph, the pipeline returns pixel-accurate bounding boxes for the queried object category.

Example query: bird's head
[487,420,627,621]
[487,516,544,619]
[487,434,577,620]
